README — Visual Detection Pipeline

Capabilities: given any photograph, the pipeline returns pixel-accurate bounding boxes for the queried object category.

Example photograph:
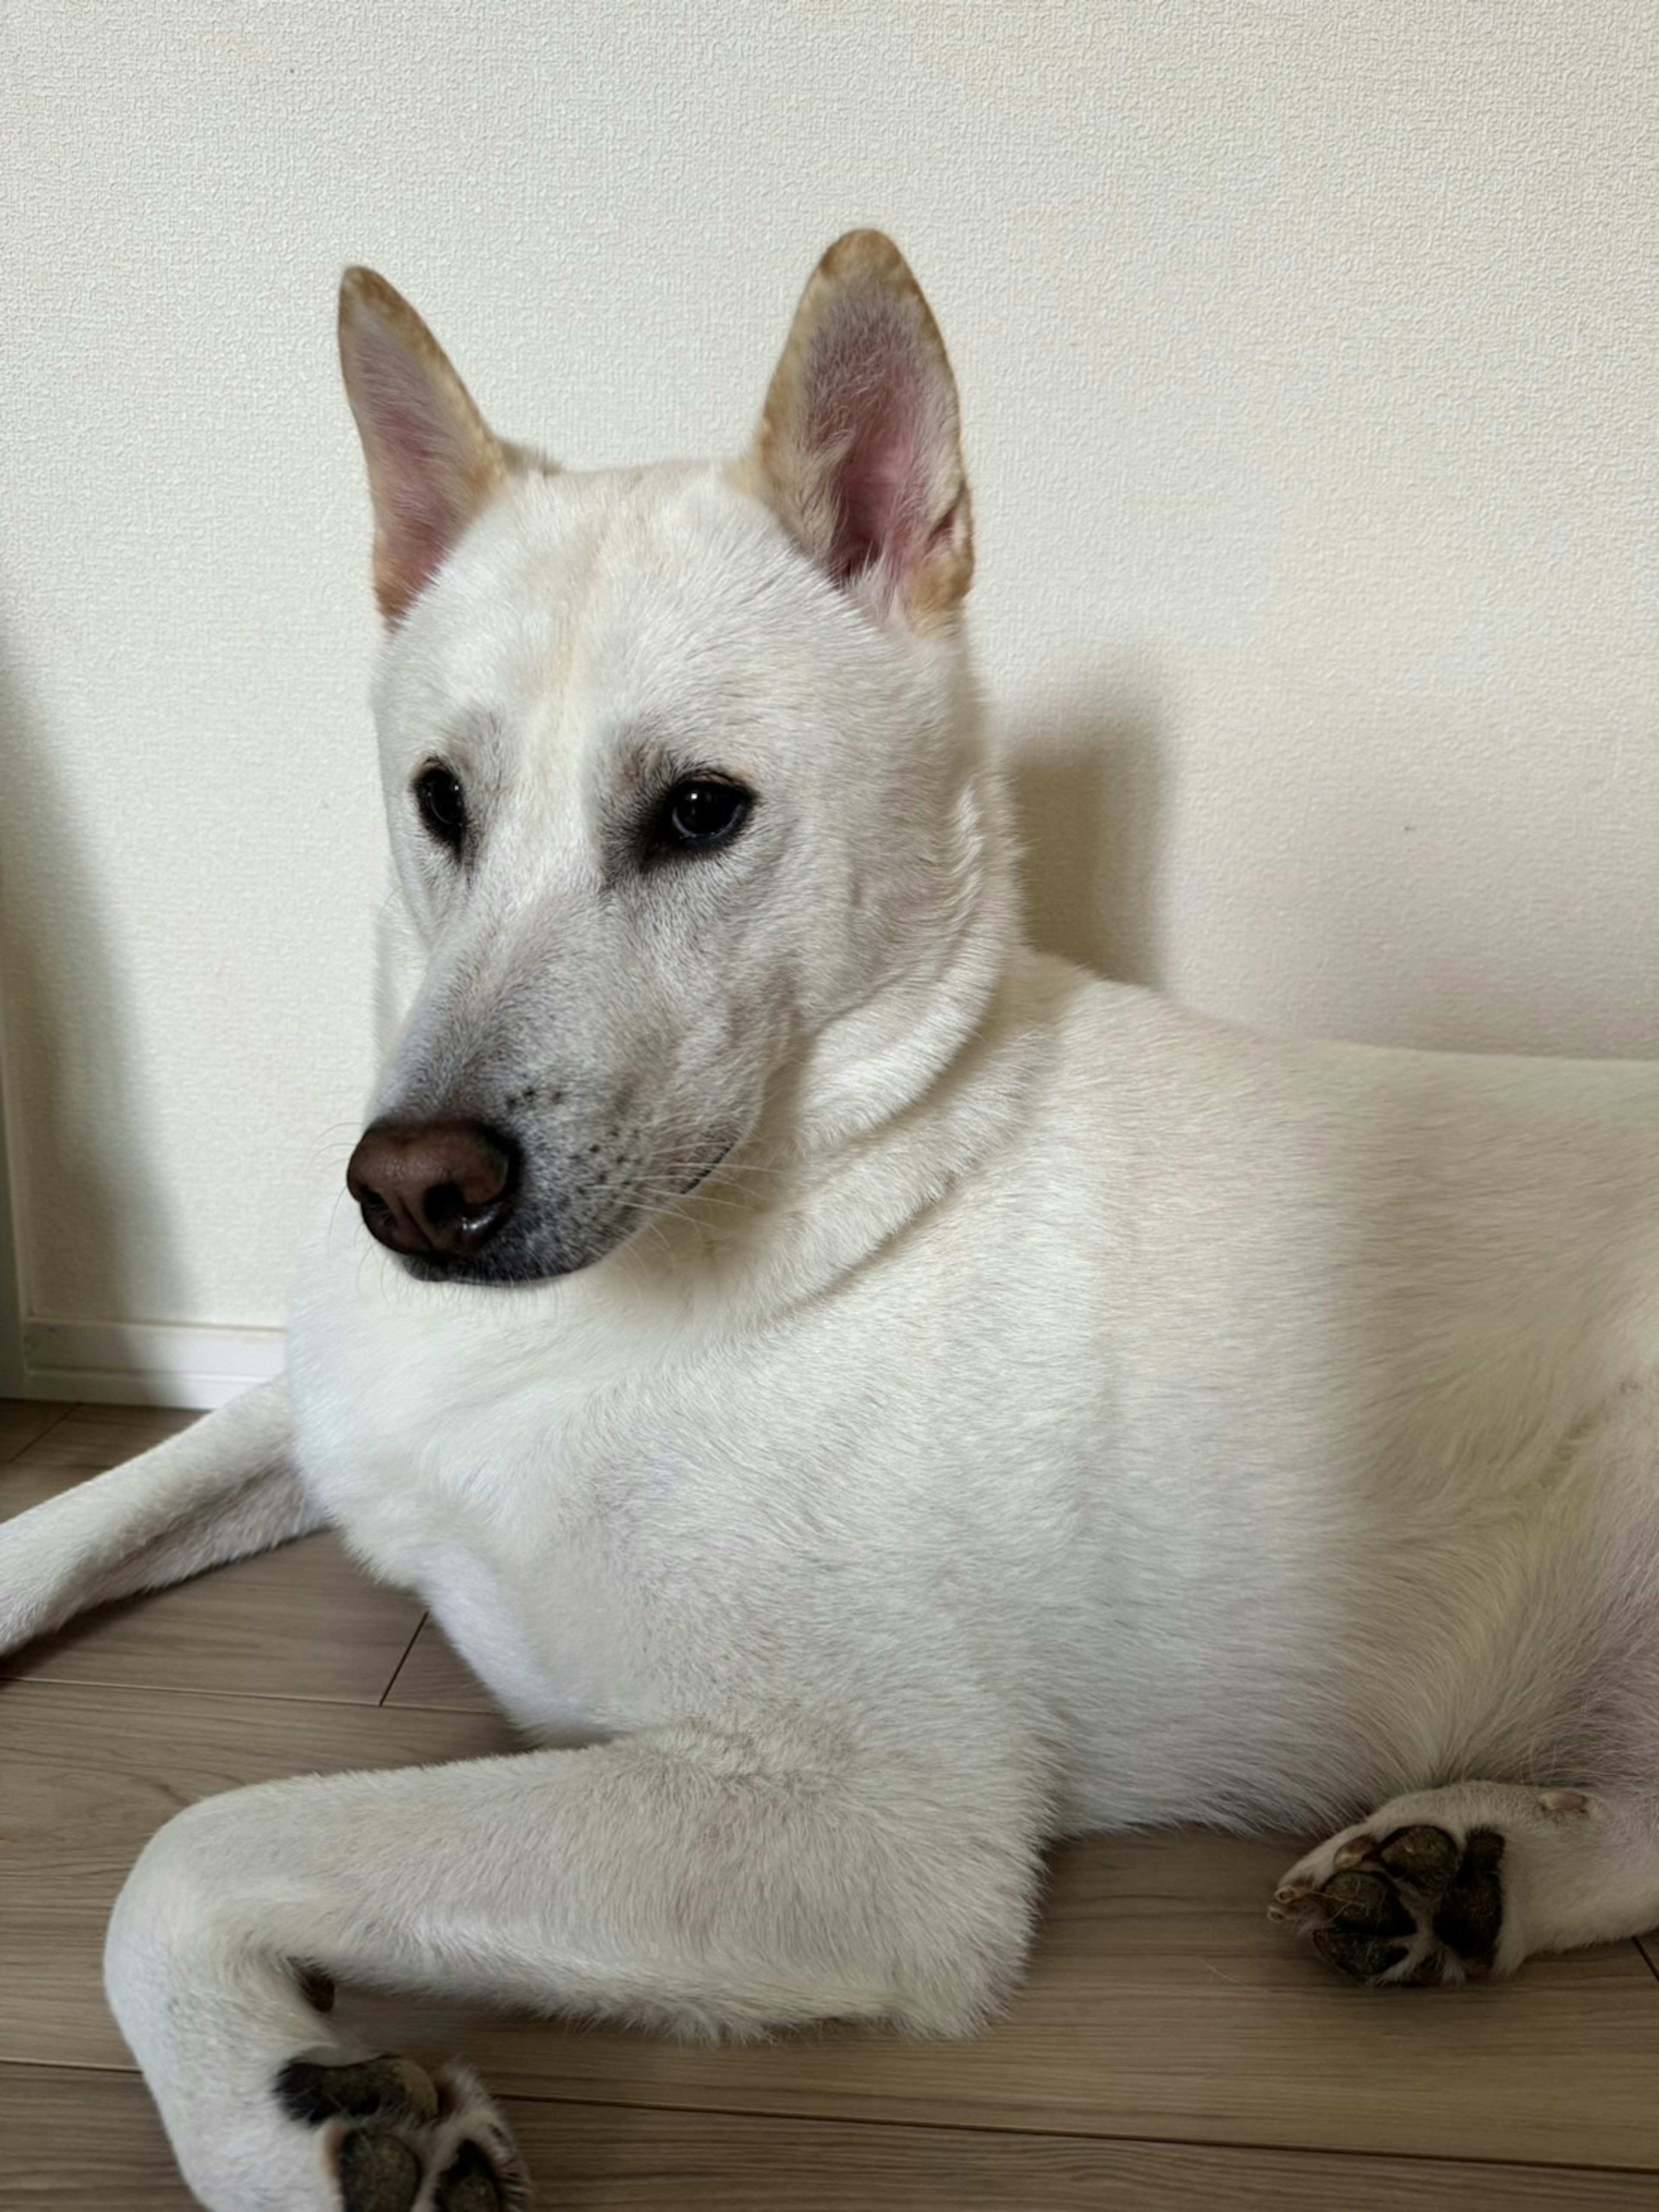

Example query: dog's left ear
[745,231,972,630]
[337,268,509,625]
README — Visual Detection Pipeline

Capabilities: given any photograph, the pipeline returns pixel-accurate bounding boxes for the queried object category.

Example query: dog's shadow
[0,606,184,1367]
[1002,680,1169,992]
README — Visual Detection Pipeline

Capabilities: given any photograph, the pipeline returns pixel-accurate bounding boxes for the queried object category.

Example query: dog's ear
[337,268,509,625]
[745,231,972,629]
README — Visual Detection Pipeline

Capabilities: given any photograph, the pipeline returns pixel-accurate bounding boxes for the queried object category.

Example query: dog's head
[338,233,1004,1286]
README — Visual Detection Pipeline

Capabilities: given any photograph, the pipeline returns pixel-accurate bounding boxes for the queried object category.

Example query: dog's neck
[785,759,1023,1159]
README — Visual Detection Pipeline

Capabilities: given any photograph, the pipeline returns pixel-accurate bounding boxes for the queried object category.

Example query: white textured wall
[0,2,1654,1337]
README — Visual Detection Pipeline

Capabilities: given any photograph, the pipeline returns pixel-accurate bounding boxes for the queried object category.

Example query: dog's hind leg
[0,1377,317,1655]
[1269,1779,1659,1985]
[106,1719,1040,2210]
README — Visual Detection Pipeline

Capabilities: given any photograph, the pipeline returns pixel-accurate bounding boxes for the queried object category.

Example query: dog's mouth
[351,1124,741,1290]
[393,1244,588,1289]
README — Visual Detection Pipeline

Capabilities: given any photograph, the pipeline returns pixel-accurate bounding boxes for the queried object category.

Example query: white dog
[4,232,1658,2212]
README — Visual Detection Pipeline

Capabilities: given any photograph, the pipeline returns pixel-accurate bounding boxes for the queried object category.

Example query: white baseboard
[21,1320,284,1411]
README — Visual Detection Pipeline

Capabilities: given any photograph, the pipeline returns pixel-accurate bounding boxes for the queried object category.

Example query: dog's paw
[1269,1816,1510,1986]
[277,2053,529,2211]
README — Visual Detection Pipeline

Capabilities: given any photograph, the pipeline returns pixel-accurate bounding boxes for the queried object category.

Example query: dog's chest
[288,1248,724,1731]
[310,1378,692,1731]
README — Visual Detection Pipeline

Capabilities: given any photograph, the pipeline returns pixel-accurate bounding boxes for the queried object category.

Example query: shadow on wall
[0,603,184,1345]
[1004,673,1168,993]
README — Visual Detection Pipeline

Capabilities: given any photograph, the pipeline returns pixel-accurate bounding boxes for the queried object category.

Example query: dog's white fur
[4,233,1659,2211]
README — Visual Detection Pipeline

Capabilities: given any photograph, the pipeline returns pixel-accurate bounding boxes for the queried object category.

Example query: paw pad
[1375,1822,1461,1893]
[436,2142,511,2212]
[275,2053,525,2212]
[279,2055,439,2130]
[1287,1824,1506,1988]
[337,2129,423,2212]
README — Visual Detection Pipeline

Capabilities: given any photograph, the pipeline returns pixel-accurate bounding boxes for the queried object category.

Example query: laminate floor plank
[382,1615,495,1711]
[0,1399,72,1463]
[344,1831,1659,2172]
[2,1679,1655,2173]
[1,1457,424,1706]
[6,1404,200,1473]
[1,2062,1651,2209]
[0,1679,518,2071]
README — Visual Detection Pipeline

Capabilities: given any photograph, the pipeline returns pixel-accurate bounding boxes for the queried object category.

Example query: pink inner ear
[806,308,937,592]
[382,417,464,594]
[355,334,475,586]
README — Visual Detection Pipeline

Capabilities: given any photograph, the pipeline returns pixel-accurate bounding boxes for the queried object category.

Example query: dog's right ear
[337,269,508,625]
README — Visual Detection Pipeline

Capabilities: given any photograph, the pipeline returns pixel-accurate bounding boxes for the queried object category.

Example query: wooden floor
[5,1404,1659,2207]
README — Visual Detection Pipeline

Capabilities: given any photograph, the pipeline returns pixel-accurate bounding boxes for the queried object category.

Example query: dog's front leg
[0,1378,318,1656]
[107,1722,1038,2210]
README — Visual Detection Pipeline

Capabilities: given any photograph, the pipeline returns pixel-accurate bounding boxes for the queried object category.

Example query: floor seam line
[463,2087,1659,2172]
[379,1612,431,1706]
[0,1673,444,1712]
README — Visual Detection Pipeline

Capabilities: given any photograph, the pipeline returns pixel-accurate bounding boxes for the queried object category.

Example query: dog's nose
[346,1120,517,1260]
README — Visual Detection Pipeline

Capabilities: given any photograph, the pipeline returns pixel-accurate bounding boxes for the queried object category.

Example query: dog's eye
[654,777,752,853]
[414,766,467,851]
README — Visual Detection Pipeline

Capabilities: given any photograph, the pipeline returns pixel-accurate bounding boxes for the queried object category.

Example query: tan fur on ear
[741,231,973,631]
[337,268,509,625]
